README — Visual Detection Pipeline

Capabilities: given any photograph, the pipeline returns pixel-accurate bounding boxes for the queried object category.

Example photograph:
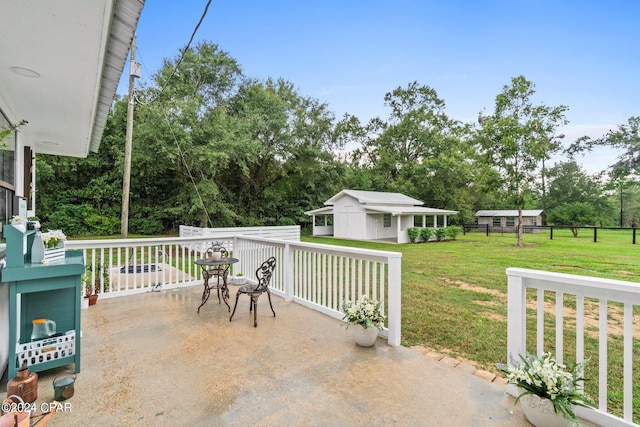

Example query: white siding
[366,214,396,240]
[333,195,367,239]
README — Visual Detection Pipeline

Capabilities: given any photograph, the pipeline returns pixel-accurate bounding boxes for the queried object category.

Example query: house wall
[477,215,543,233]
[365,214,396,240]
[333,195,367,240]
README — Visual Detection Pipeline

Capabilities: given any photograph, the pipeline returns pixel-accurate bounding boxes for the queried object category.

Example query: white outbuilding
[305,190,458,243]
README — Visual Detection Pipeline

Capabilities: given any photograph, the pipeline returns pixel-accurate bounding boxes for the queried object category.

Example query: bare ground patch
[438,277,640,339]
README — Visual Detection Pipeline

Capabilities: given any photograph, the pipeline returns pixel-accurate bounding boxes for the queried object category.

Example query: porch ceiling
[0,0,144,158]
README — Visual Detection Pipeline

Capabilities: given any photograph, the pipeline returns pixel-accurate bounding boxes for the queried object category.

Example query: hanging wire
[162,109,213,227]
[134,0,213,106]
[126,0,215,226]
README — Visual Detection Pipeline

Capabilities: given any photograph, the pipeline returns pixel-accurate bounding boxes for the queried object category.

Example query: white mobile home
[306,190,458,243]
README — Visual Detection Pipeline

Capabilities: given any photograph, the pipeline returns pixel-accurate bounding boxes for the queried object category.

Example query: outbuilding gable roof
[325,190,423,206]
[475,210,544,217]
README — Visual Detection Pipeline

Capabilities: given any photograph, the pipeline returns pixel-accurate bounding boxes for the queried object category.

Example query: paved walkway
[3,286,533,426]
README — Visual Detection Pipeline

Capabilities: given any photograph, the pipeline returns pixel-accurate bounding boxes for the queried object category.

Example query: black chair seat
[230,257,276,327]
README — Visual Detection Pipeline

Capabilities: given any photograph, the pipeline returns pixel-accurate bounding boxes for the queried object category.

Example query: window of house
[506,217,515,226]
[492,217,501,227]
[383,214,391,227]
[0,112,16,237]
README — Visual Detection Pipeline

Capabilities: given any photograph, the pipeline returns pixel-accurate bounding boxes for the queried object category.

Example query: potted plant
[83,263,109,306]
[341,295,386,347]
[496,352,595,427]
[210,243,223,261]
[84,276,98,306]
[233,272,246,285]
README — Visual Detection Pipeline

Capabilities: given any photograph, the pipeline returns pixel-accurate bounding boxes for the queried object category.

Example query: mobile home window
[492,217,501,227]
[506,217,515,226]
[383,214,391,227]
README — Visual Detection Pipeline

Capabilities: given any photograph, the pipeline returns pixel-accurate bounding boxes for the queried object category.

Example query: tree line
[35,42,640,240]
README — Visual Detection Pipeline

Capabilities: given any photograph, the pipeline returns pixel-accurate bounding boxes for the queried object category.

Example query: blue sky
[120,0,639,174]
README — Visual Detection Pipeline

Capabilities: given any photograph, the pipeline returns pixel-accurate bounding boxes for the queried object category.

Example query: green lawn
[304,230,640,421]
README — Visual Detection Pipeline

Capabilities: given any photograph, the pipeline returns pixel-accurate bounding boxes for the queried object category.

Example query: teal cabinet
[2,225,84,380]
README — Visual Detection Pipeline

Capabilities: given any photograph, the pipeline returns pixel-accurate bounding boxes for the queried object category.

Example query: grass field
[303,229,640,421]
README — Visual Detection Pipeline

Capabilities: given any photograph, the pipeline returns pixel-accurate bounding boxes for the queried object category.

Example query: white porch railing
[507,268,640,427]
[66,234,402,346]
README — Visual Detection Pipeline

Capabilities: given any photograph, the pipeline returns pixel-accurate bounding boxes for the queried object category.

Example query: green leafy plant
[419,227,434,242]
[444,226,462,240]
[434,227,447,241]
[496,352,595,426]
[0,119,27,146]
[407,227,419,243]
[341,295,386,330]
[41,229,66,249]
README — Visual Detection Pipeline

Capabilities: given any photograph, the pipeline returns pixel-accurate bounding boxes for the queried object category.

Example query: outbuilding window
[383,214,391,227]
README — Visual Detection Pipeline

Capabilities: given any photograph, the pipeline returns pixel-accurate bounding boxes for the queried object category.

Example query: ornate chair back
[255,257,277,291]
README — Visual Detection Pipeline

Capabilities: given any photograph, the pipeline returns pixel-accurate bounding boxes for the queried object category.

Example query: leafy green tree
[604,164,640,227]
[568,116,640,174]
[547,202,598,237]
[349,82,481,219]
[477,76,568,246]
[543,161,612,233]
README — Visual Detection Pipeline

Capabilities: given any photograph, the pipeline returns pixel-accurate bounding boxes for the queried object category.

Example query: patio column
[283,242,294,302]
[443,215,448,227]
[422,215,426,228]
[433,215,437,228]
[387,254,402,346]
[506,269,527,398]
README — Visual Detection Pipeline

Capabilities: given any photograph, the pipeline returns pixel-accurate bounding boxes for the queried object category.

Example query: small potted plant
[84,276,98,306]
[233,272,246,285]
[496,352,595,427]
[210,243,223,261]
[83,263,109,306]
[341,295,386,347]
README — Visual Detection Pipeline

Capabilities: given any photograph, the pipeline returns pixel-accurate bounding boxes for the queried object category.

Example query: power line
[163,109,213,228]
[135,0,213,106]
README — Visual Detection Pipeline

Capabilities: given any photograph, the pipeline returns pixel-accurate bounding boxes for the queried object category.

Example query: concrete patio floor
[2,285,536,426]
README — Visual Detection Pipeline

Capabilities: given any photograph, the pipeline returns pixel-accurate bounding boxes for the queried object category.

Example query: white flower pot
[211,251,222,261]
[520,394,571,427]
[353,325,378,347]
[233,276,246,285]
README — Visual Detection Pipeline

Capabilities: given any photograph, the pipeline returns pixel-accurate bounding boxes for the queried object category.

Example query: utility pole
[121,34,140,238]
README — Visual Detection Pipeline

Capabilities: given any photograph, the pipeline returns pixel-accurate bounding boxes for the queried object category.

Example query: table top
[195,257,239,267]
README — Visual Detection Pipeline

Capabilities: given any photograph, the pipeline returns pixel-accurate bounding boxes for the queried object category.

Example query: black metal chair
[229,257,276,327]
[201,245,229,307]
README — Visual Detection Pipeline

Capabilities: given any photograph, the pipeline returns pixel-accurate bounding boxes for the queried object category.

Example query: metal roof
[325,190,423,206]
[0,0,144,158]
[305,206,458,216]
[304,207,334,215]
[475,210,544,217]
[365,206,458,216]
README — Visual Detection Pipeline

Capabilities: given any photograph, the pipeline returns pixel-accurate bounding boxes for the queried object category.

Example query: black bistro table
[195,257,239,313]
